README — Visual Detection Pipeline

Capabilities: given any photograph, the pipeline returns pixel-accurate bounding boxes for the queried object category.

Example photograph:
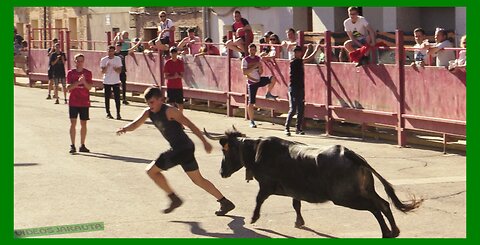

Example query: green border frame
[4,0,476,243]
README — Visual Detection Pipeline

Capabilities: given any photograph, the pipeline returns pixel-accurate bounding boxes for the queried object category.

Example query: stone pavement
[14,81,466,238]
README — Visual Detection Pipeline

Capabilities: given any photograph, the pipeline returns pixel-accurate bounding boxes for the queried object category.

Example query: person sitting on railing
[281,28,297,60]
[225,10,253,58]
[260,34,282,60]
[177,27,202,55]
[448,35,466,71]
[154,11,175,53]
[193,38,220,58]
[341,6,376,66]
[423,27,455,68]
[411,27,429,68]
[14,27,24,56]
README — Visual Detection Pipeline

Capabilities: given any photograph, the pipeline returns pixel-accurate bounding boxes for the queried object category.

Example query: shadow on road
[77,152,151,164]
[14,163,39,167]
[171,215,271,238]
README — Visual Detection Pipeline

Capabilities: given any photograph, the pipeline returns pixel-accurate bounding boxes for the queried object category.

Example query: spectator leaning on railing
[424,28,455,67]
[411,27,428,67]
[448,35,466,71]
[194,38,220,58]
[281,28,297,60]
[342,6,376,66]
[177,27,202,55]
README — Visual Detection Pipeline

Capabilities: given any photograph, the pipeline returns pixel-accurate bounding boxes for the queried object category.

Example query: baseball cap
[293,46,303,52]
[169,46,178,53]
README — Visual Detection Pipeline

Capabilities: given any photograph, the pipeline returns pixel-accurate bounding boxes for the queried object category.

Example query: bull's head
[204,126,246,178]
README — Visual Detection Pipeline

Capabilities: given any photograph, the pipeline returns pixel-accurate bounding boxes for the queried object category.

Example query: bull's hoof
[250,215,259,224]
[391,227,400,238]
[294,219,305,228]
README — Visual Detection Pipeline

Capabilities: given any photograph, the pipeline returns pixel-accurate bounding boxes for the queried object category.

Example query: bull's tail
[345,149,422,213]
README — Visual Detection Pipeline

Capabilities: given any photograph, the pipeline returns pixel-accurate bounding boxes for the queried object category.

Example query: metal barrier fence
[25,29,466,149]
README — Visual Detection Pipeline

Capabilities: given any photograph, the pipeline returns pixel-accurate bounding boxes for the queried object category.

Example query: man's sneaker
[285,129,291,136]
[355,55,369,67]
[295,130,305,135]
[79,145,90,153]
[55,99,59,104]
[215,198,235,216]
[69,145,76,154]
[46,94,51,100]
[163,193,183,214]
[123,100,129,105]
[64,99,68,104]
[249,121,257,128]
[265,92,278,100]
[116,114,122,120]
[106,114,114,119]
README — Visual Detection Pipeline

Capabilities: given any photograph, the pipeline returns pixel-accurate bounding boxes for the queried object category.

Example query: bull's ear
[219,138,228,147]
[223,143,229,152]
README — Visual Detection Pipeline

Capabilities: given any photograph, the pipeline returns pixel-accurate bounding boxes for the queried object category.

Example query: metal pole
[325,31,333,136]
[395,30,406,147]
[43,7,47,49]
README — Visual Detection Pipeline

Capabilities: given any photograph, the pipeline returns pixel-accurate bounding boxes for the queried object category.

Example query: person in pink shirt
[66,54,93,154]
[225,10,253,57]
[177,28,202,55]
[194,38,220,58]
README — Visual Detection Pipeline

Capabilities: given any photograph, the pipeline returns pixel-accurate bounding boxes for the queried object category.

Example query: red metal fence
[25,28,466,147]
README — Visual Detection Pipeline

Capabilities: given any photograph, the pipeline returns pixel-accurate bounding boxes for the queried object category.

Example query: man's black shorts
[155,146,199,172]
[167,88,184,104]
[248,76,272,104]
[69,106,90,120]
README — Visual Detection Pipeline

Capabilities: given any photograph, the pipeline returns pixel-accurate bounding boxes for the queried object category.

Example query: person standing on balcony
[411,28,428,67]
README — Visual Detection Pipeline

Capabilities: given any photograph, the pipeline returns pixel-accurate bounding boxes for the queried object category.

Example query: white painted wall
[312,7,335,32]
[455,7,466,45]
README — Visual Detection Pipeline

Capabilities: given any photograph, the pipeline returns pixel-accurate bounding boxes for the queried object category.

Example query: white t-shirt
[100,56,123,85]
[241,55,261,84]
[159,19,174,38]
[413,43,427,63]
[457,50,466,66]
[434,40,455,67]
[344,16,369,41]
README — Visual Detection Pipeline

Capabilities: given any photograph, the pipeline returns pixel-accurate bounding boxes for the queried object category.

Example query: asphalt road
[13,83,466,238]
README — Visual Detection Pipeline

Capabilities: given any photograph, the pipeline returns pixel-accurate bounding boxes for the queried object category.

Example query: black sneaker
[116,114,122,120]
[69,145,76,154]
[79,145,90,153]
[46,94,51,100]
[123,100,129,105]
[295,130,305,135]
[106,114,114,119]
[163,193,183,214]
[265,92,279,100]
[55,99,59,104]
[249,121,257,128]
[64,99,68,104]
[285,129,291,136]
[215,198,235,216]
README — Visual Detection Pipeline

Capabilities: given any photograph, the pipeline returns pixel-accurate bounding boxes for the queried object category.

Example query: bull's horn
[232,125,237,131]
[203,128,224,140]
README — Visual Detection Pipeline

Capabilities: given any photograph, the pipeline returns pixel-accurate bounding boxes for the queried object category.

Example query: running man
[116,87,235,215]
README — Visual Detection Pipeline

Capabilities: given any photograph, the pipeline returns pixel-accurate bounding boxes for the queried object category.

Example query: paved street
[14,82,466,238]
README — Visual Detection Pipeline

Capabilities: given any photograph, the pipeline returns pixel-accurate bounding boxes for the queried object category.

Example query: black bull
[204,129,422,238]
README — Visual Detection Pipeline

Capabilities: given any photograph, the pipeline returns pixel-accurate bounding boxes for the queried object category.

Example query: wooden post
[325,31,333,136]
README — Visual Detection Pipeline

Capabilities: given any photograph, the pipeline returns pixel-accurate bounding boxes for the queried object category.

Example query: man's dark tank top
[149,104,193,149]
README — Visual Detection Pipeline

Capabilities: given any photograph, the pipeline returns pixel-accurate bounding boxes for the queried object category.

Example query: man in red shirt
[66,54,93,154]
[225,10,253,57]
[164,47,185,112]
